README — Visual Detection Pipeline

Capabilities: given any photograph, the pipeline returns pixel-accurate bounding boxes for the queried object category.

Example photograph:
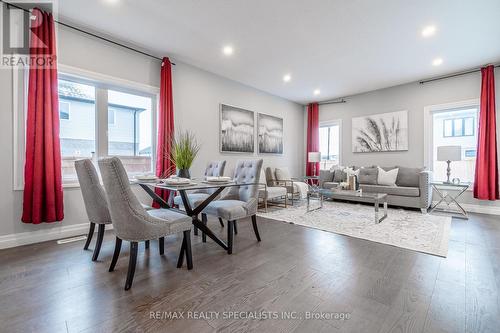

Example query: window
[59,101,70,120]
[58,79,96,181]
[443,117,474,137]
[56,73,157,183]
[108,89,153,174]
[431,105,478,183]
[108,109,115,125]
[319,121,341,170]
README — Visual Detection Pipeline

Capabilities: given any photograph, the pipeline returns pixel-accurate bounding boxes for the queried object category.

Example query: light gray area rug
[257,201,451,257]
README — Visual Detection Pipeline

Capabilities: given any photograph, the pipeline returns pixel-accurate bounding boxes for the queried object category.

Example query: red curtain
[154,57,176,207]
[306,103,320,176]
[474,65,499,200]
[22,9,64,223]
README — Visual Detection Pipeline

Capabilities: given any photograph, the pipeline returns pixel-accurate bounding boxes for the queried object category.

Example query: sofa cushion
[358,167,378,185]
[360,184,420,197]
[396,166,424,187]
[319,170,334,184]
[323,182,339,189]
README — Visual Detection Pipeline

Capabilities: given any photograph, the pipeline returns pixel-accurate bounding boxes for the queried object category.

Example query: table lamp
[437,146,461,184]
[308,152,321,177]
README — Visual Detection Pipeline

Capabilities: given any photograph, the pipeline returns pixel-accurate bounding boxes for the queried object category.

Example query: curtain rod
[318,99,346,105]
[419,64,499,84]
[0,0,175,65]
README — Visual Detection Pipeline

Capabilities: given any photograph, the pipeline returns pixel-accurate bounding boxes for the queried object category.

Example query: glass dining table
[136,179,258,252]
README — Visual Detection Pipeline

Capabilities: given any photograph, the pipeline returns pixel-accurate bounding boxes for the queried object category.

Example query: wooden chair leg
[233,220,238,235]
[109,237,122,272]
[125,242,138,290]
[227,221,234,255]
[251,215,261,241]
[145,240,150,249]
[159,237,165,255]
[176,235,186,268]
[184,230,193,270]
[201,213,207,243]
[92,224,105,261]
[83,222,95,250]
[218,218,224,227]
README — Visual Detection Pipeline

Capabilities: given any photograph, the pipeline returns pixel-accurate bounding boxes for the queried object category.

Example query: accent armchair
[98,157,193,290]
[258,169,287,212]
[202,159,263,254]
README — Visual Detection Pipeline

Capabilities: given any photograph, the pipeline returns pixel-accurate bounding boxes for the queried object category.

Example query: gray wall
[0,25,304,239]
[316,69,500,207]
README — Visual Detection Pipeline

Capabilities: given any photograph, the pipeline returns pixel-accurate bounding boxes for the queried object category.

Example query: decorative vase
[177,169,190,179]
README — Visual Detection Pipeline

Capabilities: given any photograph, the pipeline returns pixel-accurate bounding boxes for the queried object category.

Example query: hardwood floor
[1,213,500,332]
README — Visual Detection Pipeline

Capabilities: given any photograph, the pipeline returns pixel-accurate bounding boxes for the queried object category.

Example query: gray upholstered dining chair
[75,159,112,262]
[173,160,227,240]
[202,159,263,254]
[98,157,193,290]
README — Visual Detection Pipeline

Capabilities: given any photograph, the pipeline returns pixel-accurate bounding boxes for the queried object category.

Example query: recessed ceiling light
[222,45,234,56]
[422,25,437,38]
[432,57,443,66]
[313,89,321,96]
[103,0,120,5]
[283,74,292,83]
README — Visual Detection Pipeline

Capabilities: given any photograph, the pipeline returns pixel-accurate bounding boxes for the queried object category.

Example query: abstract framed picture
[219,104,255,153]
[258,113,283,154]
[352,110,408,152]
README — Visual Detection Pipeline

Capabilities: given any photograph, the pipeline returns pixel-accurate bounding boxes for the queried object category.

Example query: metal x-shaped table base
[429,184,469,219]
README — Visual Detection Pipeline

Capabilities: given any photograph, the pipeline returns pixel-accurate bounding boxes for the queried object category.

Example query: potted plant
[169,130,201,179]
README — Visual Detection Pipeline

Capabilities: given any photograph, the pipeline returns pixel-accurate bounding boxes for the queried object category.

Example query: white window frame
[319,119,342,169]
[13,64,160,190]
[423,99,479,187]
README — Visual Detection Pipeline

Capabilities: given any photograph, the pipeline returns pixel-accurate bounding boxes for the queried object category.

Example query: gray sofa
[319,166,433,213]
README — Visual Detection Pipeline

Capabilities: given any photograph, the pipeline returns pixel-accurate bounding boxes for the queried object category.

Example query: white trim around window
[13,64,160,190]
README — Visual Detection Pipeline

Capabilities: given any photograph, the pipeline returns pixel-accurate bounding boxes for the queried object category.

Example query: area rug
[257,201,451,257]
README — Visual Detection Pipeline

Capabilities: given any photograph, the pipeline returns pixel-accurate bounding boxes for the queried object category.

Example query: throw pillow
[395,166,424,187]
[358,167,378,185]
[377,167,399,186]
[275,167,291,181]
[344,167,360,178]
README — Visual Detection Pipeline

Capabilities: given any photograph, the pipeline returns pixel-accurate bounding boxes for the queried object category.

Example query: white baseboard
[0,222,113,250]
[432,201,500,216]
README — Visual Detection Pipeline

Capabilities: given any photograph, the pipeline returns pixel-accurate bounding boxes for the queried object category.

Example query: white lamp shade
[308,152,321,162]
[437,146,462,161]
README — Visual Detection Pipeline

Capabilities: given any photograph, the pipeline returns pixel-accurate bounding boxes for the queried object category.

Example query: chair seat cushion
[360,184,420,197]
[259,186,287,199]
[173,193,210,207]
[146,209,192,234]
[202,200,248,220]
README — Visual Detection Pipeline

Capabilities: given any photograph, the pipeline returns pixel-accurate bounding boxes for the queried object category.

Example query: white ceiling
[58,0,500,104]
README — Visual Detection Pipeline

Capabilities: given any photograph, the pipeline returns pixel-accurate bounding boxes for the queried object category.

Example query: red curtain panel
[22,9,64,223]
[474,65,499,200]
[306,103,320,176]
[154,57,176,207]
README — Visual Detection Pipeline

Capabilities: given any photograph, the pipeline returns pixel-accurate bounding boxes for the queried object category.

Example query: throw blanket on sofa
[293,182,309,199]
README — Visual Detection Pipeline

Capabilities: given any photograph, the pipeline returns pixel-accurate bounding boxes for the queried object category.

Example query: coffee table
[308,188,388,224]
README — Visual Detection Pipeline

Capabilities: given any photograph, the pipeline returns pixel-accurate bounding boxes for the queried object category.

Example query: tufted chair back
[224,159,263,203]
[204,161,226,177]
[75,159,112,225]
